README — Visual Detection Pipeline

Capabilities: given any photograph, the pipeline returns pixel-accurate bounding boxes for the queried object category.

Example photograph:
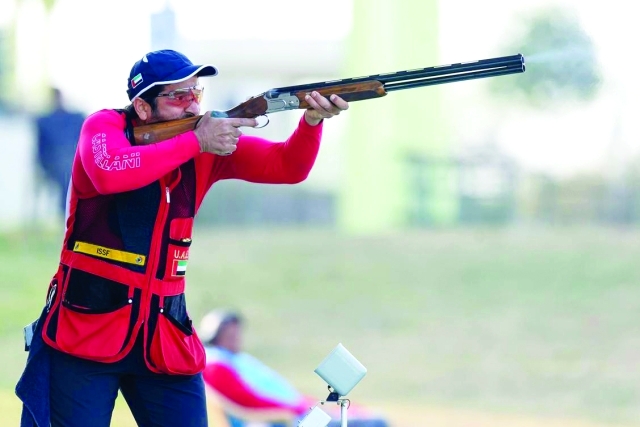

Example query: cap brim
[133,64,218,100]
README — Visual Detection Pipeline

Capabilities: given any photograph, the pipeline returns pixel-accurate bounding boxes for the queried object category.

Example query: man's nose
[185,101,200,116]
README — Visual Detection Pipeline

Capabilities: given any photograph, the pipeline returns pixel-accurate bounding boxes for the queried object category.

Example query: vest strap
[73,241,146,266]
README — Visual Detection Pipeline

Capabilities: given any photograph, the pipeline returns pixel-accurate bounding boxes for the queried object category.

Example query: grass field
[2,225,640,427]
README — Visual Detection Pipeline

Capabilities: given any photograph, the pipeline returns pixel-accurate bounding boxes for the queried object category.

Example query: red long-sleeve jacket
[41,109,323,374]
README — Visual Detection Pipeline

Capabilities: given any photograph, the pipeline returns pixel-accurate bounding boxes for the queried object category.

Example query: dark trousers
[49,334,208,427]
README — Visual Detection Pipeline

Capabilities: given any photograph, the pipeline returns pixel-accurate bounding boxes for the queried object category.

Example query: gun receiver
[134,54,525,144]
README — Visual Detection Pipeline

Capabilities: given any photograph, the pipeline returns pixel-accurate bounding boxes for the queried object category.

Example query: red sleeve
[200,115,323,188]
[202,362,301,413]
[76,110,201,195]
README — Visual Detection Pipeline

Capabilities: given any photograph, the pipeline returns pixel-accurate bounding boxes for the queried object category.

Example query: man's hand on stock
[195,113,258,155]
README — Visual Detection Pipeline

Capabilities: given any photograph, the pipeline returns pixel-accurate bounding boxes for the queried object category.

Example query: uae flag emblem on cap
[131,73,143,88]
[172,260,188,276]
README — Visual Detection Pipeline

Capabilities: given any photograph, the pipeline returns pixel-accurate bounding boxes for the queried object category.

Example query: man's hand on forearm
[304,92,349,126]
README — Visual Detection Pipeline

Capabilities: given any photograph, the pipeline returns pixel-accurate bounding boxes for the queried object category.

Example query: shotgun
[133,53,525,144]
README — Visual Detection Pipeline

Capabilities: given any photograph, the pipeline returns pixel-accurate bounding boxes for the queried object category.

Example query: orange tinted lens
[172,90,192,102]
[172,88,203,104]
[191,88,203,103]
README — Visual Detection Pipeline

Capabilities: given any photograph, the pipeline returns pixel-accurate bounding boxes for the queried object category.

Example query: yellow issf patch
[73,241,146,266]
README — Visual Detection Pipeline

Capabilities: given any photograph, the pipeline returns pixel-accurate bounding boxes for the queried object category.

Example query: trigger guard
[255,115,269,129]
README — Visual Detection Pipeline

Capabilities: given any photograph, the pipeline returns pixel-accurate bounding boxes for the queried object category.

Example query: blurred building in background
[1,0,639,232]
[338,0,455,233]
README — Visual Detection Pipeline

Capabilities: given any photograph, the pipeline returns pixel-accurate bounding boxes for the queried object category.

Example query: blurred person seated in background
[200,309,390,427]
[34,87,85,217]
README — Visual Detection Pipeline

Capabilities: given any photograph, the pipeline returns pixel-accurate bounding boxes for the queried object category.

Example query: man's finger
[304,94,320,110]
[329,94,349,110]
[230,118,259,128]
[309,92,335,111]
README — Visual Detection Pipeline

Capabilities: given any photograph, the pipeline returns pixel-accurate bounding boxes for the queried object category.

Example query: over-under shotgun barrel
[268,54,524,94]
[133,54,525,144]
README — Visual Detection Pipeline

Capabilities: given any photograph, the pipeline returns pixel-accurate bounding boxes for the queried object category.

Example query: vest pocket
[147,293,205,375]
[164,239,192,279]
[163,217,194,280]
[54,268,140,360]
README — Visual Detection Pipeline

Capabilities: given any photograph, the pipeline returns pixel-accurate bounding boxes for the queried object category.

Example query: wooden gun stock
[133,53,525,144]
[134,116,202,145]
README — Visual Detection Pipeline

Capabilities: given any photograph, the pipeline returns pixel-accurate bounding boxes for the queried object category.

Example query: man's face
[217,322,243,354]
[147,76,203,123]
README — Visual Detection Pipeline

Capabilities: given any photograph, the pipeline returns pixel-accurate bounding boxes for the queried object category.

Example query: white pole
[340,400,348,427]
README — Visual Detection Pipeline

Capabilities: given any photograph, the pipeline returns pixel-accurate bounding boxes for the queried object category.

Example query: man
[15,49,348,427]
[34,87,85,216]
[200,310,390,427]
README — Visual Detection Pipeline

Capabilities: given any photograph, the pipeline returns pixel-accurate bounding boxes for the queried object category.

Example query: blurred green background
[1,0,640,426]
[2,227,640,426]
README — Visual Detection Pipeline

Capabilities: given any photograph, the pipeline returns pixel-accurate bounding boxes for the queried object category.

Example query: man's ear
[133,98,152,121]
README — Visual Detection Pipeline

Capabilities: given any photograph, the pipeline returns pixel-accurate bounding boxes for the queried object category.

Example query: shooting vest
[41,110,205,375]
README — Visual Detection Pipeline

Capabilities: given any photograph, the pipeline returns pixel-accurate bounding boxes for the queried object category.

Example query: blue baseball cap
[127,49,218,101]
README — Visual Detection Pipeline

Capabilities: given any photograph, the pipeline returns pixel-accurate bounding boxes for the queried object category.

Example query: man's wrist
[304,111,323,126]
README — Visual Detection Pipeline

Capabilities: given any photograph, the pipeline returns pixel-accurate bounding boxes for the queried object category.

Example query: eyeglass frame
[154,85,204,105]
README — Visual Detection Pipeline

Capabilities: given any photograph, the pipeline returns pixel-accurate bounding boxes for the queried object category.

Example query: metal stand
[323,389,350,427]
[339,398,348,427]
